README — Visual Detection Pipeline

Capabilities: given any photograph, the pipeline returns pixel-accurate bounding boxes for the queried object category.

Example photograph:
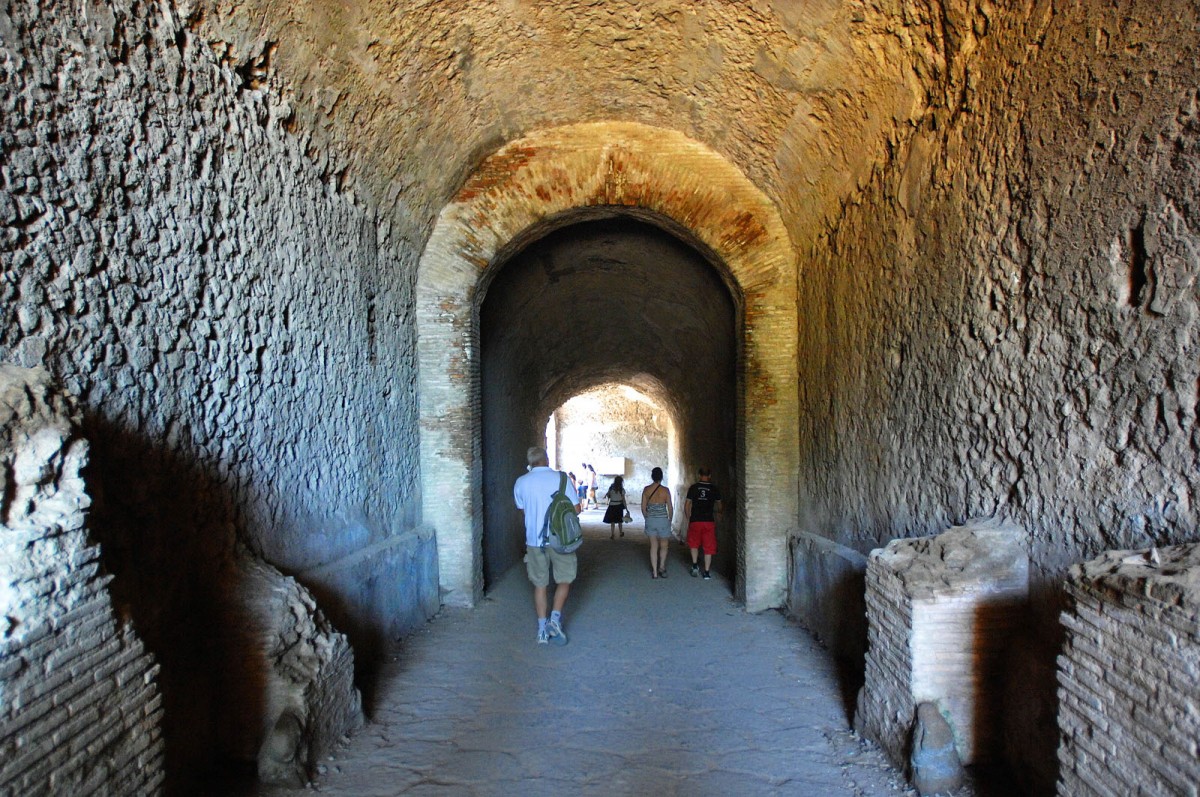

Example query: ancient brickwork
[421,122,798,611]
[0,0,435,784]
[0,365,164,795]
[1057,544,1200,796]
[857,523,1028,769]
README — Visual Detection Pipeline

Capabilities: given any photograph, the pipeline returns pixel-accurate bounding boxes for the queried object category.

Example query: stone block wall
[0,0,437,784]
[798,3,1200,789]
[1057,544,1200,795]
[0,365,164,795]
[787,531,868,665]
[297,526,441,664]
[857,522,1028,768]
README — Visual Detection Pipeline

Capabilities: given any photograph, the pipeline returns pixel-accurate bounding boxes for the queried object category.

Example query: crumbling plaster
[189,0,928,246]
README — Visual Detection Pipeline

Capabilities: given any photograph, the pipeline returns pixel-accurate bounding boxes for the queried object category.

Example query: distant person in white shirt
[514,446,581,645]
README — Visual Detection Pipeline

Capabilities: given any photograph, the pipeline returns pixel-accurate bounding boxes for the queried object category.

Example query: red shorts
[686,522,717,555]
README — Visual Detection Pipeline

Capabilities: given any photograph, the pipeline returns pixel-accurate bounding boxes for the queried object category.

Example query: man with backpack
[514,446,582,646]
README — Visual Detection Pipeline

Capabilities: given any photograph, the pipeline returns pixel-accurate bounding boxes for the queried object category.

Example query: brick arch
[417,121,798,611]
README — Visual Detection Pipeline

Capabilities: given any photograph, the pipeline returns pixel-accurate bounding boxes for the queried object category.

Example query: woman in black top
[603,475,627,539]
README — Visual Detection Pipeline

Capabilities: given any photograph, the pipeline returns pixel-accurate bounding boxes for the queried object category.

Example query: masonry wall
[1,365,164,795]
[0,0,434,786]
[797,2,1200,790]
[1057,544,1200,795]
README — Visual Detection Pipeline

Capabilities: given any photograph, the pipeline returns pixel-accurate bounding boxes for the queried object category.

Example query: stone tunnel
[2,1,1199,794]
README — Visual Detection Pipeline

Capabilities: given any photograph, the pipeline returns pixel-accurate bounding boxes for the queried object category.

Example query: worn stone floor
[258,511,917,796]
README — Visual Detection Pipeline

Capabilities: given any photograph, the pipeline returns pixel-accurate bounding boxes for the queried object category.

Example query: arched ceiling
[190,0,944,242]
[481,216,737,428]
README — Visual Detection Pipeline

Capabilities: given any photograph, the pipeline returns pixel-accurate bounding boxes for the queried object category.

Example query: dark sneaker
[659,568,667,578]
[547,619,568,646]
[690,564,699,578]
[702,570,712,580]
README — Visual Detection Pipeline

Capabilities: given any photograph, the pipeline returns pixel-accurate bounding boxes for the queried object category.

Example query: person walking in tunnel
[603,475,627,539]
[685,467,722,580]
[578,464,590,507]
[587,464,599,509]
[515,446,580,646]
[641,467,674,578]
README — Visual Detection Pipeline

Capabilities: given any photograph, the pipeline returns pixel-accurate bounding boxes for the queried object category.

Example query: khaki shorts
[525,546,577,587]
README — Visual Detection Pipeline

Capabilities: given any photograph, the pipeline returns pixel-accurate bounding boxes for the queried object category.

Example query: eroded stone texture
[798,2,1200,789]
[858,521,1028,770]
[239,558,363,787]
[0,0,435,784]
[0,365,164,795]
[1058,544,1200,795]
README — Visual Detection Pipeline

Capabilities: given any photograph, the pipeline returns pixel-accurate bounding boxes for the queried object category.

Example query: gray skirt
[644,512,672,539]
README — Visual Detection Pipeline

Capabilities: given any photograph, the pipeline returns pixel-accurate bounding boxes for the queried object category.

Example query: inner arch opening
[548,383,678,506]
[479,214,738,590]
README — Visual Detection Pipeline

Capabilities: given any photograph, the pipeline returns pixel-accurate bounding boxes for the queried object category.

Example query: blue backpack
[541,471,583,553]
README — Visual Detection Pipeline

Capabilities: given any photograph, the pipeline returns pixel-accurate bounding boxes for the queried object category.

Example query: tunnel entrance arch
[417,121,798,612]
[478,214,738,590]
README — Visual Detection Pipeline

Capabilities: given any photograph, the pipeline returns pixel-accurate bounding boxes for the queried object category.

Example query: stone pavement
[259,512,916,796]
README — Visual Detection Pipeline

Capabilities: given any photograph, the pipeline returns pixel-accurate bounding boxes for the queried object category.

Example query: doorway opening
[415,121,799,610]
[478,214,738,591]
[548,383,678,507]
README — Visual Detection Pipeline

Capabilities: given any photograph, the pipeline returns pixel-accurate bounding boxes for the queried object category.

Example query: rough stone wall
[797,2,1200,788]
[1058,544,1200,795]
[0,0,435,785]
[192,0,918,246]
[0,365,164,795]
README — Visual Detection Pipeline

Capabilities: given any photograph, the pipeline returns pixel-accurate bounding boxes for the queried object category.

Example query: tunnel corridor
[4,2,1200,794]
[479,215,739,588]
[254,515,911,797]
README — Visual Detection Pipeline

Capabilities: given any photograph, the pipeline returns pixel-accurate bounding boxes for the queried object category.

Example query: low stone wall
[857,521,1028,769]
[297,526,440,663]
[787,531,868,664]
[1057,543,1200,795]
[0,365,165,794]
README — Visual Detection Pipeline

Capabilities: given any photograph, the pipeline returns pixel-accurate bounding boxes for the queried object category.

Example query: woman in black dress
[603,475,627,539]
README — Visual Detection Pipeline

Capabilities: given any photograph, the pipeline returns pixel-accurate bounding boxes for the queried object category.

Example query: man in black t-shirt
[684,467,722,579]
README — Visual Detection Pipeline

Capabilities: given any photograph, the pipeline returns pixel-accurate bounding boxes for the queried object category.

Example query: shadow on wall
[82,413,267,790]
[81,415,366,792]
